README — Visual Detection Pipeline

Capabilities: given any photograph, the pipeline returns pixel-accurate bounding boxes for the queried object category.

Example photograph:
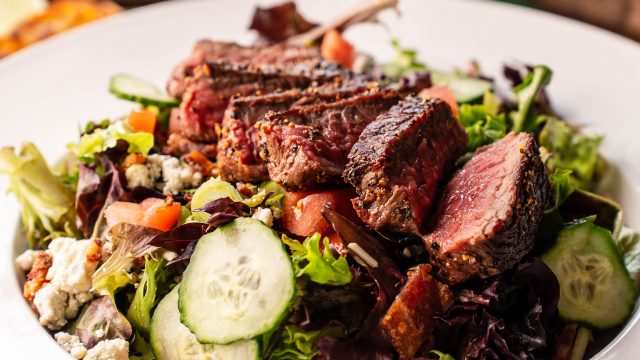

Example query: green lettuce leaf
[282,233,353,286]
[72,120,154,162]
[383,38,427,77]
[271,325,344,360]
[431,350,455,360]
[458,92,507,151]
[0,143,77,248]
[510,65,553,133]
[539,116,603,190]
[549,168,575,209]
[126,256,171,338]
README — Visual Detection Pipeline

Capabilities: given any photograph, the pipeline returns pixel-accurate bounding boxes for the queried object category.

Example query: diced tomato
[418,86,459,117]
[321,29,356,69]
[128,109,157,133]
[104,197,181,232]
[282,187,359,237]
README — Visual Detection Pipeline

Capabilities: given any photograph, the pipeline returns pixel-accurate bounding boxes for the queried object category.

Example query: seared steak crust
[217,81,374,183]
[167,40,322,98]
[344,97,467,235]
[258,89,400,190]
[380,264,452,360]
[423,132,550,285]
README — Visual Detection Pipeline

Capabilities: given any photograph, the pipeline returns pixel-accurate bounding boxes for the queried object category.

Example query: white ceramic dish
[0,0,638,358]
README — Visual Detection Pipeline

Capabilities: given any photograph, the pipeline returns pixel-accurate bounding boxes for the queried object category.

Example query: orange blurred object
[321,29,356,68]
[0,0,121,58]
[128,108,157,133]
[418,86,459,117]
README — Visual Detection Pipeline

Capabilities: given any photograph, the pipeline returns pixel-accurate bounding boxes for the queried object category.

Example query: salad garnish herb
[282,233,353,286]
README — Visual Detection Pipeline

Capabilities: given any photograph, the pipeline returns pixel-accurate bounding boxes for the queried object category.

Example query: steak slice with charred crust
[175,60,350,143]
[258,89,400,190]
[344,97,467,235]
[380,264,453,360]
[167,40,322,98]
[217,81,375,183]
[423,132,550,285]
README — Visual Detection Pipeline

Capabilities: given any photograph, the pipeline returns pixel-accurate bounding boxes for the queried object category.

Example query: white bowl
[0,0,638,358]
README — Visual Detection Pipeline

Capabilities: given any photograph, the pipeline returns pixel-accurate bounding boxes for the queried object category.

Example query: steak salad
[3,1,640,360]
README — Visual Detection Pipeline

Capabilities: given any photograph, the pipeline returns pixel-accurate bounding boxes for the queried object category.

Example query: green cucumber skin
[179,218,296,345]
[542,221,638,329]
[150,286,260,360]
[109,74,180,108]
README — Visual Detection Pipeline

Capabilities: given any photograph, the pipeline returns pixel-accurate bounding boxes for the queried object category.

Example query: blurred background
[0,0,638,59]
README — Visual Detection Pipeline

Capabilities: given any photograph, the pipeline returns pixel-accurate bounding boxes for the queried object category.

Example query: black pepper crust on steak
[216,81,375,183]
[257,88,401,191]
[423,132,551,285]
[343,97,468,235]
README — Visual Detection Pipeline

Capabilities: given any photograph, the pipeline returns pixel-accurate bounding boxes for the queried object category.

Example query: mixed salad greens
[3,2,640,360]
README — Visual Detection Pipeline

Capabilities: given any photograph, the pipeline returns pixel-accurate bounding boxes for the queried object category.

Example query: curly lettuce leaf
[431,350,455,360]
[510,65,552,133]
[271,325,344,360]
[92,224,161,298]
[72,120,153,162]
[126,256,171,338]
[458,92,507,151]
[539,116,603,190]
[282,233,353,286]
[383,38,427,78]
[0,143,77,248]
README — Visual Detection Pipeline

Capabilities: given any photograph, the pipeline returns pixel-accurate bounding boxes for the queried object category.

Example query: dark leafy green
[510,65,553,133]
[458,92,507,151]
[271,325,344,360]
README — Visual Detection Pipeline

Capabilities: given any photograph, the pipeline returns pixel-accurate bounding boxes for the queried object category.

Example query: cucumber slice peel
[109,73,180,108]
[150,286,259,360]
[179,218,296,344]
[541,220,638,329]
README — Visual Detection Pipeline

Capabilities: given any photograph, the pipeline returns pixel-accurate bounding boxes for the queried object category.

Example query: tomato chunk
[418,86,459,117]
[282,188,359,237]
[321,29,356,68]
[128,109,157,133]
[105,197,180,232]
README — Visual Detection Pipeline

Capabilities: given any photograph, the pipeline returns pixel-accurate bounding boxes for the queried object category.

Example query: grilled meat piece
[344,97,467,235]
[258,89,400,190]
[175,60,350,143]
[217,81,374,183]
[380,264,452,360]
[167,40,322,98]
[163,132,217,159]
[423,132,550,285]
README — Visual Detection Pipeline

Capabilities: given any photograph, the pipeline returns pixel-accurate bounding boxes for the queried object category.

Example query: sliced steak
[423,132,550,285]
[175,60,351,143]
[258,89,400,190]
[167,40,321,98]
[217,81,375,183]
[163,133,217,159]
[344,97,467,235]
[380,264,453,360]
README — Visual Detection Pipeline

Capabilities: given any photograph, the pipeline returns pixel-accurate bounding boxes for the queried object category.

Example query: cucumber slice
[431,71,492,103]
[109,73,180,108]
[541,220,638,329]
[179,218,296,344]
[150,286,260,360]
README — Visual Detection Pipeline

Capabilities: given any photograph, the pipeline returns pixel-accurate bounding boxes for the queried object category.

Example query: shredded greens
[282,233,353,286]
[510,65,553,133]
[0,143,77,248]
[457,92,507,151]
[271,325,344,360]
[71,120,154,163]
[126,256,170,338]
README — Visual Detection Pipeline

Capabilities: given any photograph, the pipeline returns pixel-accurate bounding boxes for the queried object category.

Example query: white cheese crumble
[33,285,68,330]
[46,237,99,293]
[54,332,87,359]
[125,154,202,194]
[15,249,40,272]
[84,338,129,360]
[33,237,98,330]
[252,207,274,227]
